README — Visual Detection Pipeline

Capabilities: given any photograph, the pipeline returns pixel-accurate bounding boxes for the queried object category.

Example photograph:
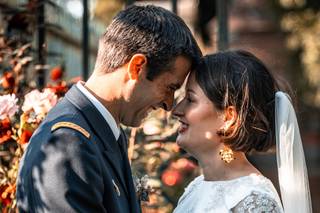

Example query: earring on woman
[219,146,235,163]
[217,126,235,163]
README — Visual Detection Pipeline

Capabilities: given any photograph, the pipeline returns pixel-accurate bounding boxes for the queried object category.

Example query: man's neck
[85,74,123,126]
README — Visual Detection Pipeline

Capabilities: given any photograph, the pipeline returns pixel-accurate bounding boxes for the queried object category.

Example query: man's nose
[162,95,174,111]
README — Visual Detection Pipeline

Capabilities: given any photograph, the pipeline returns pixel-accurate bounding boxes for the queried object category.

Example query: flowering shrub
[0,88,62,210]
[0,34,69,211]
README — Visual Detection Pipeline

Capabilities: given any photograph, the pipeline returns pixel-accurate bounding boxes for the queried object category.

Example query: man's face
[122,56,191,127]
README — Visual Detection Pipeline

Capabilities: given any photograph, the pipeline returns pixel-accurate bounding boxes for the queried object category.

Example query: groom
[17,5,201,213]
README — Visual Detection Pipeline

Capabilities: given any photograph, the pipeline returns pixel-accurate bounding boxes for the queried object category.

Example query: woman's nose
[172,100,184,118]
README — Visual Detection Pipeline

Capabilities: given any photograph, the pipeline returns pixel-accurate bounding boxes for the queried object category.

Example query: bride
[172,50,312,212]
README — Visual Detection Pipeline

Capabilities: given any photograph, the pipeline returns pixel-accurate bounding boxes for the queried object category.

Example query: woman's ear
[218,106,238,136]
[224,106,238,128]
[127,54,147,80]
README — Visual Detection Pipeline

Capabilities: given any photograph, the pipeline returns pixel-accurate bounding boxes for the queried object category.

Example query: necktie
[117,129,141,213]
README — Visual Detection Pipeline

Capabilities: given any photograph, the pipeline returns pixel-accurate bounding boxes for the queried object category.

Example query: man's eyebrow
[171,83,182,89]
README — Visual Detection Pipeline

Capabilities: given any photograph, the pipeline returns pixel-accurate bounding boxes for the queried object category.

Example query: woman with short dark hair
[173,50,312,212]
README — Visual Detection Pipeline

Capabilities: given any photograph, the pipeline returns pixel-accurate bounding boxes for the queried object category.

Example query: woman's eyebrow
[186,88,196,94]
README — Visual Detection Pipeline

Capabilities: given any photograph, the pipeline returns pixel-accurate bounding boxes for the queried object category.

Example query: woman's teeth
[178,121,188,134]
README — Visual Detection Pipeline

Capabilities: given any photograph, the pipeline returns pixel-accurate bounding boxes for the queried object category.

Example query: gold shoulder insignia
[51,122,90,139]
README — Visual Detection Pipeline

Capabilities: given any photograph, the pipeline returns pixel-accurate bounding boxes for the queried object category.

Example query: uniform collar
[76,81,120,140]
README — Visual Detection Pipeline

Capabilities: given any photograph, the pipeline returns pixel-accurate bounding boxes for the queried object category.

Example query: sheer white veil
[275,91,312,213]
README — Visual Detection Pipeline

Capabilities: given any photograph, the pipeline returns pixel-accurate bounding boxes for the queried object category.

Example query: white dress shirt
[76,81,120,140]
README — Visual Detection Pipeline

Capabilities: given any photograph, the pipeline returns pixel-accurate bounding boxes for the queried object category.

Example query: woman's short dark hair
[95,5,202,80]
[195,50,288,153]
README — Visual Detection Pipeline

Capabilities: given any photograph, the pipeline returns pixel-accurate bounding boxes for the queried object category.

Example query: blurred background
[0,0,319,212]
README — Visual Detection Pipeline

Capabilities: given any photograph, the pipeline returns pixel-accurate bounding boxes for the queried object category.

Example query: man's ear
[127,54,147,80]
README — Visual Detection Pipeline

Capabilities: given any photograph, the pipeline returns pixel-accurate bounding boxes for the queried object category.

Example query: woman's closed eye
[186,95,195,103]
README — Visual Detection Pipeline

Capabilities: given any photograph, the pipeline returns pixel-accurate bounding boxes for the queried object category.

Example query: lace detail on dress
[174,174,284,213]
[232,191,283,213]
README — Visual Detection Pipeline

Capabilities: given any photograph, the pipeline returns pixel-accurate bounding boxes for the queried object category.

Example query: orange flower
[47,82,68,97]
[0,118,12,144]
[1,72,15,89]
[50,66,63,81]
[161,170,182,186]
[19,129,33,145]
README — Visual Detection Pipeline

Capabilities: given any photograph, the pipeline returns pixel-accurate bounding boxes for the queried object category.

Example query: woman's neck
[197,150,261,181]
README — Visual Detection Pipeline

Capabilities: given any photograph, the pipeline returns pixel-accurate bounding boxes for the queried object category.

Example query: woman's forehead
[186,72,196,88]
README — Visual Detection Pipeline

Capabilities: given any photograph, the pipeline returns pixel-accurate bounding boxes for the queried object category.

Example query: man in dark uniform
[16,5,201,213]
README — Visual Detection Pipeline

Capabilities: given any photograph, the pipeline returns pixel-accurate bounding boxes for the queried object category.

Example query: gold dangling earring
[219,146,235,163]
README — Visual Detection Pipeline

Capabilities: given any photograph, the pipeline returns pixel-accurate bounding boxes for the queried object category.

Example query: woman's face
[172,72,225,156]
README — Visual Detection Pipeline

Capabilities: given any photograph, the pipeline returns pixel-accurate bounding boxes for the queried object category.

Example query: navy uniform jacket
[17,85,141,213]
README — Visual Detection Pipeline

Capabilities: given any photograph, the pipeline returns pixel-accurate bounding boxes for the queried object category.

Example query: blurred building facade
[1,0,105,80]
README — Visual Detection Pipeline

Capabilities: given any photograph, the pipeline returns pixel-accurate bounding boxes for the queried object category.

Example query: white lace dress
[173,174,284,213]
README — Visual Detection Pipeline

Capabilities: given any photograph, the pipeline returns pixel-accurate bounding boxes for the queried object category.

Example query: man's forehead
[175,66,192,82]
[168,68,191,87]
[172,57,192,78]
[156,56,191,86]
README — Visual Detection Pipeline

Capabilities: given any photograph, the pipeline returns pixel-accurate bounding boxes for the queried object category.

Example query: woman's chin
[176,136,189,150]
[176,136,184,147]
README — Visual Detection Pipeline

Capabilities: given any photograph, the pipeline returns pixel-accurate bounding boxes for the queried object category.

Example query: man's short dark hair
[94,5,202,80]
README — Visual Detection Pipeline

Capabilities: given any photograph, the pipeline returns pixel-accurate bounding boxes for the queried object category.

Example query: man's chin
[122,117,145,128]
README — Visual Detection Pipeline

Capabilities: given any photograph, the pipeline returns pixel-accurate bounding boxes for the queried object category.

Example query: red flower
[1,72,15,89]
[50,66,63,81]
[0,118,12,144]
[0,184,14,207]
[47,82,68,97]
[161,170,182,186]
[19,129,33,145]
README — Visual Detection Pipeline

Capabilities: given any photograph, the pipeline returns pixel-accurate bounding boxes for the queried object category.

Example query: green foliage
[277,0,320,106]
